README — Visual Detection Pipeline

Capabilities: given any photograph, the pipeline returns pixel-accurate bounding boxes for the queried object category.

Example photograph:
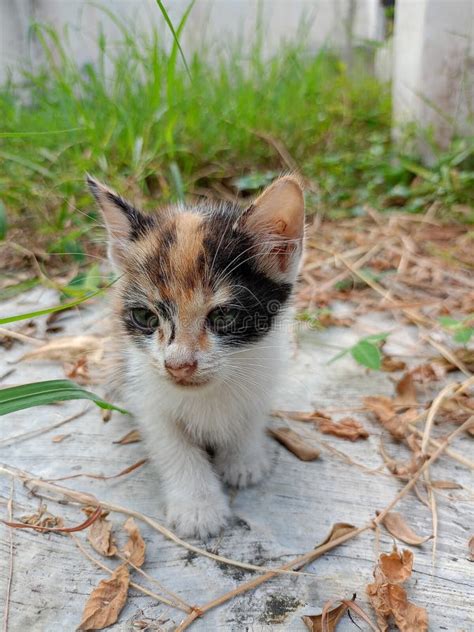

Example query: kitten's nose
[164,359,198,380]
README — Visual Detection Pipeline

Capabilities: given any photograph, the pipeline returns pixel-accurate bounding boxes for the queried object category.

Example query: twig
[69,533,191,613]
[2,505,102,533]
[374,416,474,526]
[408,425,473,470]
[420,383,457,566]
[45,458,147,482]
[0,463,314,579]
[175,524,369,631]
[0,408,88,448]
[2,480,14,632]
[423,335,472,377]
[116,553,192,614]
[0,327,44,346]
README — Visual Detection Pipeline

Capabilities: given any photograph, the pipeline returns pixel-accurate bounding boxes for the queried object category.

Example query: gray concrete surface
[0,286,472,631]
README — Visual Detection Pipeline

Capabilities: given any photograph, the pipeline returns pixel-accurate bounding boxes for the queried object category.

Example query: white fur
[123,318,289,538]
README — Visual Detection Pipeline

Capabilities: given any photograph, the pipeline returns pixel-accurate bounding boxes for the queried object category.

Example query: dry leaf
[317,312,354,328]
[430,480,463,490]
[122,517,146,567]
[386,583,428,632]
[469,535,474,562]
[86,511,117,557]
[22,335,104,364]
[364,396,406,441]
[410,362,446,384]
[367,546,428,632]
[20,505,63,531]
[318,417,369,441]
[381,356,407,372]
[377,511,432,546]
[113,429,142,445]
[269,427,320,461]
[379,547,413,583]
[77,564,129,630]
[52,434,70,443]
[302,602,347,631]
[395,373,417,407]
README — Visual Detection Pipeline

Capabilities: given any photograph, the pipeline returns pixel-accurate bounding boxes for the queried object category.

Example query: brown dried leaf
[318,417,369,441]
[378,511,432,546]
[22,335,104,364]
[364,396,406,441]
[87,512,117,557]
[51,434,70,443]
[410,362,446,384]
[77,564,129,630]
[395,373,417,407]
[381,356,407,372]
[379,547,413,583]
[295,522,357,572]
[386,583,428,632]
[366,582,391,632]
[469,535,474,562]
[317,312,354,328]
[113,429,142,445]
[122,517,146,567]
[367,547,428,632]
[269,427,320,461]
[302,602,347,631]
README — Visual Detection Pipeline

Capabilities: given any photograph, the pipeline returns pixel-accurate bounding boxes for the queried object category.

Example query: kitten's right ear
[87,176,152,268]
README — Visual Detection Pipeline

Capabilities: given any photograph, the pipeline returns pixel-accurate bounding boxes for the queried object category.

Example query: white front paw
[166,495,231,539]
[216,448,270,489]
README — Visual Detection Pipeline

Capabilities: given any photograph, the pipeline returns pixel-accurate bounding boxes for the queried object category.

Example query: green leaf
[453,328,473,344]
[350,341,382,370]
[438,316,460,329]
[0,380,128,416]
[362,332,390,344]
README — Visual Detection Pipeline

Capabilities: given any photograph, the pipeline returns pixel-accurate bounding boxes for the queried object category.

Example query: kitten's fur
[89,175,304,538]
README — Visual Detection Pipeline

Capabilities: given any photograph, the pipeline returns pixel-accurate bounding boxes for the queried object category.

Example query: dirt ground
[1,213,473,631]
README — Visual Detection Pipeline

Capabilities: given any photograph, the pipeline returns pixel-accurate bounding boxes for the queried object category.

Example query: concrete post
[392,0,473,158]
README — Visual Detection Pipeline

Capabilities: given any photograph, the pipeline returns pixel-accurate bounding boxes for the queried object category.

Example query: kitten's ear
[87,176,152,269]
[238,175,305,281]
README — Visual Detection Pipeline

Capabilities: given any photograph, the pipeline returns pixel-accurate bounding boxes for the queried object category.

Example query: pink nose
[164,360,198,380]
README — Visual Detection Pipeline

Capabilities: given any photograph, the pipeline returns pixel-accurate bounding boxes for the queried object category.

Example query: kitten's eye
[130,308,159,333]
[207,306,238,332]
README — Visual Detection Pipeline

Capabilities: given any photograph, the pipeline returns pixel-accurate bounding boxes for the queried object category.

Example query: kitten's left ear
[238,175,305,281]
[87,176,153,269]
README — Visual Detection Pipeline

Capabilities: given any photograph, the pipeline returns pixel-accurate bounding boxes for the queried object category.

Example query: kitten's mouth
[170,377,211,388]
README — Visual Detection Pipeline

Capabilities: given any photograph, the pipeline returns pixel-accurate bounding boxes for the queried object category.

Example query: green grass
[0,16,473,260]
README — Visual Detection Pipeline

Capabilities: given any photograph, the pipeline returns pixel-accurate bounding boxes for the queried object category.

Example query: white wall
[0,0,384,83]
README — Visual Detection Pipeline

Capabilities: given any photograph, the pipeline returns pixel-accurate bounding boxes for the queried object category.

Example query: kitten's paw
[166,496,231,539]
[216,449,270,489]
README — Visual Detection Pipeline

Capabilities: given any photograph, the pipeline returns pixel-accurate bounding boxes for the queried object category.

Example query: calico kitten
[88,175,304,538]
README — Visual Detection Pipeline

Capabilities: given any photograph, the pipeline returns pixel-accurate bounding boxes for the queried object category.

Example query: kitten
[88,175,304,538]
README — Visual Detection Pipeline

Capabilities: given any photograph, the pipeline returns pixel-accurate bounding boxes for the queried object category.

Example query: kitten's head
[89,175,304,389]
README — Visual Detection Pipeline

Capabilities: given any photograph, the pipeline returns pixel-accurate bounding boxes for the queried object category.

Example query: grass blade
[0,380,128,416]
[155,0,192,77]
[0,281,116,325]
